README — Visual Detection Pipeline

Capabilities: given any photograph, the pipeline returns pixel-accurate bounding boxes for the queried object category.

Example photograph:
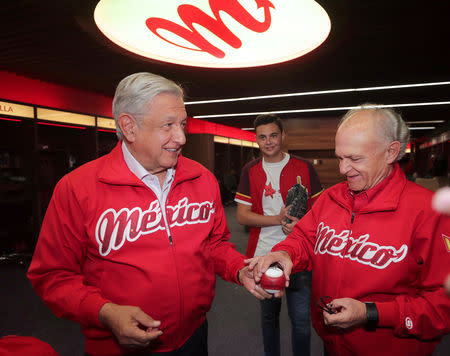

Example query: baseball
[261,266,286,294]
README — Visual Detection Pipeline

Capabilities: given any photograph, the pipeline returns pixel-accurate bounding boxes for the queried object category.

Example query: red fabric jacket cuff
[271,245,294,264]
[376,301,399,328]
[233,259,247,286]
[79,293,111,328]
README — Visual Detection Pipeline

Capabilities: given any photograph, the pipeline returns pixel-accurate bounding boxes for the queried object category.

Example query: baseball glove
[284,183,308,224]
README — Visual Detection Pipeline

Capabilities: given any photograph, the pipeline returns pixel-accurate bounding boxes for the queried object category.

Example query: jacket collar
[329,163,406,213]
[98,142,200,187]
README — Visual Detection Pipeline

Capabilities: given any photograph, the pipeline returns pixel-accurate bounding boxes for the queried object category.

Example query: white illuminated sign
[94,0,331,68]
[0,101,34,118]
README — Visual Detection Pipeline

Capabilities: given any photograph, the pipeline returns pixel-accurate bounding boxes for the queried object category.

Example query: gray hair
[112,72,184,140]
[338,104,410,161]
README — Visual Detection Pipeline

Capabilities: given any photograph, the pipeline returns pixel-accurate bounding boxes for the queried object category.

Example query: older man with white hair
[249,104,450,356]
[27,72,258,356]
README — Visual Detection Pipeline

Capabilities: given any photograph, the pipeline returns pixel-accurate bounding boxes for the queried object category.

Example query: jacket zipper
[334,209,355,315]
[165,185,183,345]
[159,185,173,247]
[161,206,173,246]
[142,181,174,247]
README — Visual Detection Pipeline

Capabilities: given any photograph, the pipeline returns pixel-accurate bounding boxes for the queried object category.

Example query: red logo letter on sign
[94,0,331,68]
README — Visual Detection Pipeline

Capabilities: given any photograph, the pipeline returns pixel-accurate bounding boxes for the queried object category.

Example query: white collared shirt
[122,141,175,202]
[122,141,175,237]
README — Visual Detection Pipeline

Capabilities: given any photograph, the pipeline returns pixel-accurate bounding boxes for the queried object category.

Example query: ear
[117,113,138,142]
[386,141,401,164]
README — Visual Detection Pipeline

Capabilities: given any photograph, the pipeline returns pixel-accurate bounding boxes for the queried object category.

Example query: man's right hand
[238,266,273,300]
[99,303,162,349]
[246,251,293,296]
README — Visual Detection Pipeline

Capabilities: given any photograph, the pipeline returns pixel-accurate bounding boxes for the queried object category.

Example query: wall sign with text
[0,101,34,118]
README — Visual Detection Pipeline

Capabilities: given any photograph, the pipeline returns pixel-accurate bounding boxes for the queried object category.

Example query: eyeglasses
[315,296,336,314]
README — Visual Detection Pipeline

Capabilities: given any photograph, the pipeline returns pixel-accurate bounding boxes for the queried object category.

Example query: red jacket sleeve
[234,163,252,205]
[271,206,317,273]
[27,175,110,329]
[376,211,450,339]
[208,174,246,283]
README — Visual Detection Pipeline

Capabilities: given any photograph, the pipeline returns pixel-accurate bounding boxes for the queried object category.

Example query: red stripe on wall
[186,117,255,142]
[1,71,255,142]
[38,122,87,130]
[0,117,22,122]
[0,71,112,117]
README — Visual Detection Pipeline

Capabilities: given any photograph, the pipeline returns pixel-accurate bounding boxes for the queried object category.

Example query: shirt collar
[348,166,396,211]
[262,152,290,167]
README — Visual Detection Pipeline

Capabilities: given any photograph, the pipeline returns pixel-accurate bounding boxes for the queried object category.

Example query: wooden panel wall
[284,117,340,150]
[291,155,344,189]
[283,117,343,188]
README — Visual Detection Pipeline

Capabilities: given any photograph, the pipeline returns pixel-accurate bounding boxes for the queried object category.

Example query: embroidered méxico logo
[94,0,331,68]
[314,222,408,269]
[95,198,214,256]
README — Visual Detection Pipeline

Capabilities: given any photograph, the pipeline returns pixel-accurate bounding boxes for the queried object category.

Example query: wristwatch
[364,302,379,331]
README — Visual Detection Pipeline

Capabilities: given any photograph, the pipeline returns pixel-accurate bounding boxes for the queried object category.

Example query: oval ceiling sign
[94,0,331,68]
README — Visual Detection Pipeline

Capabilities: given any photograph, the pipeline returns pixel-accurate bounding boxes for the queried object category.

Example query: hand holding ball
[261,266,286,294]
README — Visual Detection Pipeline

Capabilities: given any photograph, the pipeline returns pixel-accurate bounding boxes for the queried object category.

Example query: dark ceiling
[1,0,449,139]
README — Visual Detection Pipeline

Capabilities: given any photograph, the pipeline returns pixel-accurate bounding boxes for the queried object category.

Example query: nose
[173,124,186,146]
[339,159,350,175]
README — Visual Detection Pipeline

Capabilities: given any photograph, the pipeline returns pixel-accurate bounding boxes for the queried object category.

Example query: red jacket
[27,143,245,355]
[235,155,323,257]
[273,164,450,356]
[0,336,59,356]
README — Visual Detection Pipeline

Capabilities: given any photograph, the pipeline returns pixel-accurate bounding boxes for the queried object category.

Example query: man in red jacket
[27,72,261,356]
[249,104,450,356]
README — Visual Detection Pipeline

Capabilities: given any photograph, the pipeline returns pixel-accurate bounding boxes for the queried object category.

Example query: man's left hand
[282,208,299,235]
[239,266,273,300]
[323,298,366,329]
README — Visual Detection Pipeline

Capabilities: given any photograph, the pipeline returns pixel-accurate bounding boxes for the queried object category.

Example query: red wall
[0,71,112,116]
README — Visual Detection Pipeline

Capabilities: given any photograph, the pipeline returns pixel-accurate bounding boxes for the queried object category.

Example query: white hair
[338,104,410,161]
[112,72,184,140]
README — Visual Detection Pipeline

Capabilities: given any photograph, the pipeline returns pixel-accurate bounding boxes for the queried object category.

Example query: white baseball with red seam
[261,266,286,294]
